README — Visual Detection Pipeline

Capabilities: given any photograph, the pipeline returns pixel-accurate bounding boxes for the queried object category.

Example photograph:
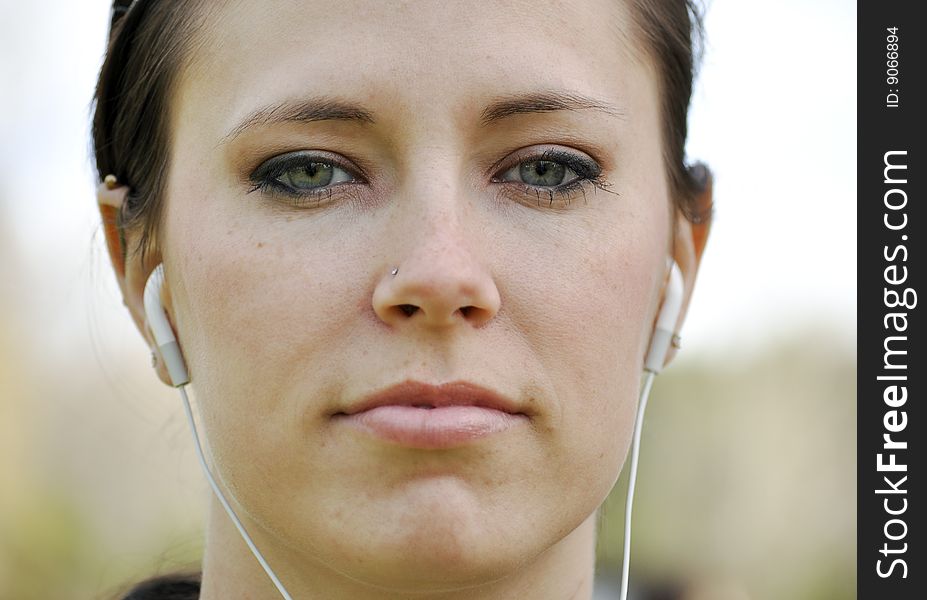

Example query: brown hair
[111,571,200,600]
[92,0,211,266]
[93,0,709,266]
[628,0,710,223]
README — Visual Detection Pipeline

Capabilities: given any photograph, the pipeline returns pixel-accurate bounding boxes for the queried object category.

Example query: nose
[372,203,501,331]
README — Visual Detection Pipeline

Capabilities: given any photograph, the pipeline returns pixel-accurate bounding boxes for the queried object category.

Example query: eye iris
[282,162,333,188]
[520,160,565,186]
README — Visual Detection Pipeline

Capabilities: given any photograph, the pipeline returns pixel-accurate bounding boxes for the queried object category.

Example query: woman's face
[160,0,674,590]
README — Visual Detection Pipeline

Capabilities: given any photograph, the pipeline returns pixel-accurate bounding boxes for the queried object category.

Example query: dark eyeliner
[535,148,602,181]
[247,151,360,202]
[493,148,613,207]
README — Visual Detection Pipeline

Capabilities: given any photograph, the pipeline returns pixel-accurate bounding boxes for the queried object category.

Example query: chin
[344,537,526,594]
[328,501,533,592]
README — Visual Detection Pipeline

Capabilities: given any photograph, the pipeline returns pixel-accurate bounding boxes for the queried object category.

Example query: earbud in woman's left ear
[143,264,190,386]
[643,259,684,373]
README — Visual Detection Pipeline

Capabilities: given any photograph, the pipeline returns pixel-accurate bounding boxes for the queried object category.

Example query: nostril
[398,304,418,316]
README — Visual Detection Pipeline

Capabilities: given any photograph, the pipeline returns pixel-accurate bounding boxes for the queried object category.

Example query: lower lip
[335,405,527,449]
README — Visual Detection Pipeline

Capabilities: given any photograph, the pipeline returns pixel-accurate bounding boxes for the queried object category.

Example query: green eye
[249,151,359,204]
[267,158,354,192]
[496,151,594,190]
[278,161,336,189]
[516,160,572,187]
[492,149,611,208]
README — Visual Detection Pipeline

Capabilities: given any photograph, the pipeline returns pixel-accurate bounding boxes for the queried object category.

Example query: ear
[661,166,713,368]
[97,179,174,386]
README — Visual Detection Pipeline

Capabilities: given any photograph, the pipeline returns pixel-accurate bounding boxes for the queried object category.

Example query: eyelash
[492,148,613,208]
[247,151,363,206]
[246,148,614,209]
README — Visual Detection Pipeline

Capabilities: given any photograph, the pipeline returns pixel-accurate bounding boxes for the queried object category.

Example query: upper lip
[338,379,526,416]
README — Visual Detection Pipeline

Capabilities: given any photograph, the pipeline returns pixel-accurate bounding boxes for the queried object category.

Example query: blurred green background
[0,0,855,598]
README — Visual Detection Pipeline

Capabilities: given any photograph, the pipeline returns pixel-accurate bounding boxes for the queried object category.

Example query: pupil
[287,162,333,188]
[520,160,564,186]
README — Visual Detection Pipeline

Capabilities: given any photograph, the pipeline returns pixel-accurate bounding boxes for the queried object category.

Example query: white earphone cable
[618,369,657,600]
[177,385,294,600]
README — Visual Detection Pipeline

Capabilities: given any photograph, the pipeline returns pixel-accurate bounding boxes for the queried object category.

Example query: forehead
[175,0,655,142]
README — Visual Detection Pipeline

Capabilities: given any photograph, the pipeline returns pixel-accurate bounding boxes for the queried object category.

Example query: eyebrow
[478,91,625,126]
[223,97,376,143]
[222,90,624,143]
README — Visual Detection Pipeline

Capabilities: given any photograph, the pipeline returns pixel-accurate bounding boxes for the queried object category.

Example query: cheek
[161,185,373,465]
[508,198,669,478]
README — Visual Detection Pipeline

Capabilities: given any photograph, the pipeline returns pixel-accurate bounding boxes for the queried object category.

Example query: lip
[333,380,529,449]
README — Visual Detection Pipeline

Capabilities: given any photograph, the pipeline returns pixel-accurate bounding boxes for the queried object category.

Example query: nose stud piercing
[390,267,399,276]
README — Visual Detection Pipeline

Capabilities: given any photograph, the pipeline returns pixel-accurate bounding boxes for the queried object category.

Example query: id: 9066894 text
[885,27,900,108]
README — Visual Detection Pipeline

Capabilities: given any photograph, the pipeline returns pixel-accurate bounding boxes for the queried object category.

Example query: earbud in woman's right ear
[143,264,190,386]
[143,263,291,597]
